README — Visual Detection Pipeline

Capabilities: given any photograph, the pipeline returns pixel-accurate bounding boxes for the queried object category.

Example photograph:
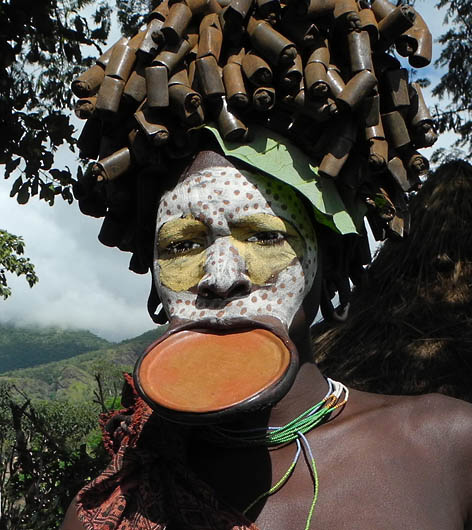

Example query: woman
[63,2,472,529]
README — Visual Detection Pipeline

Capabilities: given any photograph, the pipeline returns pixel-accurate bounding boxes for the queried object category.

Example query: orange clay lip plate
[137,328,290,413]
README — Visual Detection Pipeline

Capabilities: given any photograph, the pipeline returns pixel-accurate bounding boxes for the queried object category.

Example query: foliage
[0,384,109,530]
[206,125,360,235]
[0,325,164,399]
[0,323,110,372]
[433,0,472,158]
[0,230,38,300]
[0,0,114,206]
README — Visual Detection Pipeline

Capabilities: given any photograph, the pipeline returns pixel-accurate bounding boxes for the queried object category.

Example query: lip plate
[133,319,300,425]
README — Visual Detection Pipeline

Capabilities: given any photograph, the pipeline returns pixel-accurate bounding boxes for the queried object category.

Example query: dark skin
[61,154,472,529]
[62,276,472,530]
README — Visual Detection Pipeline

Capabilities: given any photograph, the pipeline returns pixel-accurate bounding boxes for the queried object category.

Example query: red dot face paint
[154,167,318,329]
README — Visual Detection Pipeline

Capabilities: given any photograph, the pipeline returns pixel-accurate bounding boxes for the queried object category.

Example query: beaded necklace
[208,378,349,530]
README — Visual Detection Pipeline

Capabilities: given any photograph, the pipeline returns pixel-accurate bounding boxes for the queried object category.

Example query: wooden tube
[319,120,357,178]
[247,17,297,66]
[278,54,303,92]
[162,3,193,45]
[146,65,170,108]
[385,68,410,109]
[94,147,132,181]
[216,97,248,140]
[252,86,276,111]
[327,65,345,97]
[168,66,191,86]
[387,157,411,191]
[241,53,273,86]
[305,62,329,98]
[222,0,254,25]
[396,12,432,68]
[138,19,164,58]
[123,65,147,104]
[96,76,125,113]
[404,149,429,176]
[75,97,97,120]
[365,120,385,140]
[198,25,223,60]
[407,82,433,128]
[199,12,222,33]
[368,137,388,169]
[305,0,335,17]
[378,5,416,48]
[153,33,198,73]
[223,62,249,107]
[348,31,373,73]
[370,0,396,21]
[134,107,170,146]
[227,46,245,65]
[306,37,330,67]
[169,83,202,113]
[363,93,380,128]
[96,37,128,69]
[382,110,410,149]
[359,8,379,43]
[184,0,211,14]
[336,70,377,111]
[104,44,136,81]
[128,30,146,51]
[333,0,361,31]
[148,1,169,22]
[72,65,105,98]
[196,54,225,97]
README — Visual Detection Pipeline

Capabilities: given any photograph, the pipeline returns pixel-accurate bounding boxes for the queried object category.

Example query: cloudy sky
[0,2,460,342]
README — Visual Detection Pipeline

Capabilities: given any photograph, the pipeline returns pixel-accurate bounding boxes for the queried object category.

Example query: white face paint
[154,167,318,329]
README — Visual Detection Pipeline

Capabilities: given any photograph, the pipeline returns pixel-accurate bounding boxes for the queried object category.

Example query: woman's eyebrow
[158,218,207,245]
[231,214,298,233]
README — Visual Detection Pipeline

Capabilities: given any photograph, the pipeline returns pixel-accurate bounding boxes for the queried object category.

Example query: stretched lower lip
[133,319,299,424]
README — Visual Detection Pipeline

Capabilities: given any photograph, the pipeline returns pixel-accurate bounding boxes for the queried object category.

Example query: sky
[0,2,461,342]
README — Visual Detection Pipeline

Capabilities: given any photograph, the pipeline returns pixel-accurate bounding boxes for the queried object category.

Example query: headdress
[71,0,436,318]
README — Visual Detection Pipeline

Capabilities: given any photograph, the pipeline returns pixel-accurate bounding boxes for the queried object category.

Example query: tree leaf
[205,124,358,234]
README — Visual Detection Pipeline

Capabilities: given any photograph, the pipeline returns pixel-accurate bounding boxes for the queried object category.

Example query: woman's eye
[164,240,202,254]
[247,231,286,244]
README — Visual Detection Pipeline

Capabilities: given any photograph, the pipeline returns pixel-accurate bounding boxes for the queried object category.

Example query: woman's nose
[197,239,252,300]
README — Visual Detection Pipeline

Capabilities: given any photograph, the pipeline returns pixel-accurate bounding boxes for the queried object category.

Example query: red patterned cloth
[77,375,259,530]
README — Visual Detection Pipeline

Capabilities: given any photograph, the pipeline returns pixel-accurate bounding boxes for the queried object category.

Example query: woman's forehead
[157,167,315,240]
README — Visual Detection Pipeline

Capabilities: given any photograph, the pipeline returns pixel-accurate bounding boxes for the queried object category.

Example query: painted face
[154,166,318,329]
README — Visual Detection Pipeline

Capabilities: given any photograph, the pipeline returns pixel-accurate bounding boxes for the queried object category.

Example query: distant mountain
[0,326,166,401]
[0,323,111,373]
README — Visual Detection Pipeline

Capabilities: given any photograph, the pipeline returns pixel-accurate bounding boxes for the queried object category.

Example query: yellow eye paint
[157,217,207,292]
[156,214,306,292]
[231,214,304,285]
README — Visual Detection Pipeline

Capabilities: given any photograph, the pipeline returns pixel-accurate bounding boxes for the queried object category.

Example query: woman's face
[154,161,318,332]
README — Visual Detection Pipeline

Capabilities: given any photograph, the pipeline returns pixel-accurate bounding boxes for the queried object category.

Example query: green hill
[0,326,167,401]
[0,323,112,373]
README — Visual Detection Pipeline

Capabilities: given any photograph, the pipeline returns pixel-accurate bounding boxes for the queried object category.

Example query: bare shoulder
[348,390,472,522]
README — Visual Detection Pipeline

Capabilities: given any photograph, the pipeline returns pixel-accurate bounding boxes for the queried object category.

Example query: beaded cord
[209,378,349,529]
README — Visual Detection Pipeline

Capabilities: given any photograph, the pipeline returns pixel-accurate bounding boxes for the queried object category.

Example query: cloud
[0,177,153,341]
[0,2,459,340]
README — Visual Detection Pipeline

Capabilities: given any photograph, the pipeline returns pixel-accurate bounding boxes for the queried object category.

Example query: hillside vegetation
[0,323,111,372]
[0,327,165,401]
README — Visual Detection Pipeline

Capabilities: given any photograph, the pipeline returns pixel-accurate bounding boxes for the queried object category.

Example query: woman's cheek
[235,240,302,285]
[157,251,206,292]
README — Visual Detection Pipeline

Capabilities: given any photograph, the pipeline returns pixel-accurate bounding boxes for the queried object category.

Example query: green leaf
[205,124,357,235]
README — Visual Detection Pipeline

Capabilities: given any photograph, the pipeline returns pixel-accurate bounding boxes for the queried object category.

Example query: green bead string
[210,380,348,529]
